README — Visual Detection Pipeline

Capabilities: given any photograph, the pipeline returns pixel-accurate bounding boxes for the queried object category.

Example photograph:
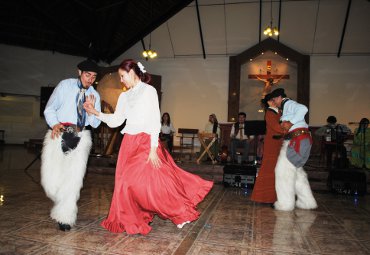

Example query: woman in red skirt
[84,59,213,235]
[251,93,285,204]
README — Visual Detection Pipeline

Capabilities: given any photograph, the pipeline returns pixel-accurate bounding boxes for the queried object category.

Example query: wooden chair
[177,128,199,161]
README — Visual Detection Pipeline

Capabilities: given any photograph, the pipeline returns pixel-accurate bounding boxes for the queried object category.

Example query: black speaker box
[40,87,55,117]
[327,168,367,195]
[223,164,257,187]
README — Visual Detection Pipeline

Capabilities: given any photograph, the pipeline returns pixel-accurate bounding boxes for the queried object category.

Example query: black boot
[58,222,71,231]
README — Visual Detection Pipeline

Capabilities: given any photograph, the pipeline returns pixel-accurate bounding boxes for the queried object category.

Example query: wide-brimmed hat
[77,59,99,73]
[270,88,286,98]
[261,93,272,106]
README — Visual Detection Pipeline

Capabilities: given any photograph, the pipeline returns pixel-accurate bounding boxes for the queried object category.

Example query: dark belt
[284,129,310,140]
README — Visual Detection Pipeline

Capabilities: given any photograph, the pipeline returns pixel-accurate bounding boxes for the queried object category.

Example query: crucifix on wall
[248,60,290,98]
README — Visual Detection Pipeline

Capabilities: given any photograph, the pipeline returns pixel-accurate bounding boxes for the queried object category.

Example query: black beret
[77,59,99,73]
[270,88,286,98]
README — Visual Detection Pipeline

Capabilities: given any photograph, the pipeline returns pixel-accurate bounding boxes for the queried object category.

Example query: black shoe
[58,222,71,231]
[270,203,275,209]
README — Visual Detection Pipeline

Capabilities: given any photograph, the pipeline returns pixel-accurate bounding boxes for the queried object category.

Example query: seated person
[315,115,351,168]
[160,112,175,153]
[199,114,220,161]
[230,112,254,163]
[350,118,369,169]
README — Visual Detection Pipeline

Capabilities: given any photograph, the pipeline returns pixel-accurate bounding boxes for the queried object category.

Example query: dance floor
[1,145,370,255]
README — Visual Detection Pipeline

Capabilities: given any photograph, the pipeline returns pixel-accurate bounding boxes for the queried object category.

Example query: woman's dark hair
[260,98,269,109]
[357,117,369,135]
[118,59,151,84]
[261,93,272,109]
[210,114,218,134]
[161,112,171,126]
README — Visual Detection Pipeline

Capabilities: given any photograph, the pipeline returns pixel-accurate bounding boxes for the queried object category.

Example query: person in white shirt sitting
[160,112,175,153]
[199,114,220,162]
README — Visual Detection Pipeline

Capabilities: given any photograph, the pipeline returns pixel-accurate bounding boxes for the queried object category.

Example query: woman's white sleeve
[97,93,127,128]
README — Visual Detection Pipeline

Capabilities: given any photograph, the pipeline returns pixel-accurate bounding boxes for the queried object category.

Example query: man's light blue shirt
[280,99,308,131]
[44,78,101,128]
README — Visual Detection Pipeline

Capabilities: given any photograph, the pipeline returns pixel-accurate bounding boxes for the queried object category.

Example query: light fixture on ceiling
[142,48,157,59]
[142,33,157,59]
[263,0,279,37]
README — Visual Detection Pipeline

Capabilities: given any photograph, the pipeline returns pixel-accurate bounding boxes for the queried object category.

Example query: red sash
[288,128,312,154]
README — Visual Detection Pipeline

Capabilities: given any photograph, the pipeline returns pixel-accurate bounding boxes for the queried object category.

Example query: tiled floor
[1,145,370,255]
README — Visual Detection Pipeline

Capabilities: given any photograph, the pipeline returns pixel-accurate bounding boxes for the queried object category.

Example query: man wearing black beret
[41,59,101,231]
[270,88,317,211]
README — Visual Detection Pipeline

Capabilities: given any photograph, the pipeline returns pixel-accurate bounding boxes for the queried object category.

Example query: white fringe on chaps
[274,141,317,211]
[41,130,92,225]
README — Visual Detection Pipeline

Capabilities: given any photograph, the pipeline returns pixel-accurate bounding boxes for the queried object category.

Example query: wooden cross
[248,60,290,98]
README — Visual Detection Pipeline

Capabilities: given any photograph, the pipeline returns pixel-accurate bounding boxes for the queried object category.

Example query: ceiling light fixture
[142,0,157,60]
[263,0,279,37]
[142,49,157,59]
[142,33,158,59]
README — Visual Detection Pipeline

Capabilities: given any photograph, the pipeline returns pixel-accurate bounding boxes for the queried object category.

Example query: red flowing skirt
[101,133,213,235]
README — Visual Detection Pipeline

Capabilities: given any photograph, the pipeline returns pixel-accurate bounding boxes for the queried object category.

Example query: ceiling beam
[195,0,206,59]
[259,0,262,43]
[337,0,352,58]
[106,0,194,63]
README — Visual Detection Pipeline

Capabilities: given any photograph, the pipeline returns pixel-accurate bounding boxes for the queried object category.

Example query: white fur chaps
[274,141,317,211]
[41,130,92,225]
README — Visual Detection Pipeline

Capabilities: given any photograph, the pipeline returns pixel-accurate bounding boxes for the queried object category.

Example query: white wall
[310,55,370,130]
[0,45,87,143]
[1,44,369,144]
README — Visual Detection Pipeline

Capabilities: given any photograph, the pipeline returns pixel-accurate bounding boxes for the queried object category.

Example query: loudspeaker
[328,168,367,195]
[40,87,55,117]
[223,164,257,187]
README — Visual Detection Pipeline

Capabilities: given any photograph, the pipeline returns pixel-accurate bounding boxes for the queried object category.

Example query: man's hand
[147,147,161,169]
[51,123,65,139]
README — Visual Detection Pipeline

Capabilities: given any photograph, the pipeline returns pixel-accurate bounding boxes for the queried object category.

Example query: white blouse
[161,123,175,135]
[97,81,161,147]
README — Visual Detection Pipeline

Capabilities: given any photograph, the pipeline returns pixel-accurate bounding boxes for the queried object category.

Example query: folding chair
[197,132,217,164]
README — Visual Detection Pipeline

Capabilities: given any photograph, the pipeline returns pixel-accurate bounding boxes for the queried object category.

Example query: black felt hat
[270,88,286,98]
[261,93,272,105]
[77,59,99,73]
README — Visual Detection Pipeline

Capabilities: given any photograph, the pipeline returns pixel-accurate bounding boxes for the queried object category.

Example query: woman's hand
[281,121,293,131]
[86,94,96,106]
[147,147,161,169]
[83,98,99,116]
